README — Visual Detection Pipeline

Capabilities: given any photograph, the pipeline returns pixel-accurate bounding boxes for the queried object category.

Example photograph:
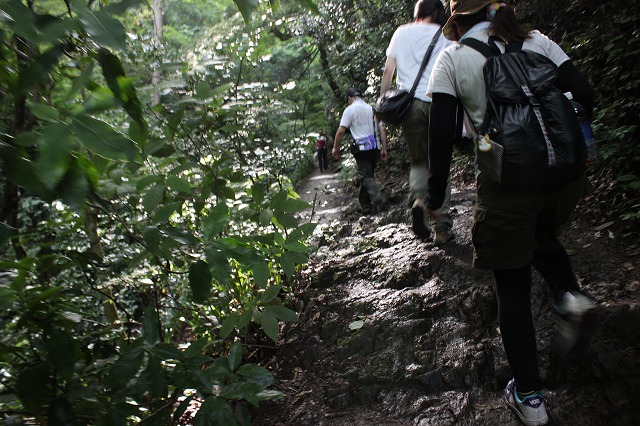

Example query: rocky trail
[252,150,640,426]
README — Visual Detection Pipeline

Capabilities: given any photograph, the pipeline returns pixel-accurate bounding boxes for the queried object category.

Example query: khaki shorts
[471,173,589,270]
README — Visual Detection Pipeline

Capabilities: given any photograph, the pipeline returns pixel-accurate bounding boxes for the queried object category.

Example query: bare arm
[380,56,397,95]
[332,126,347,159]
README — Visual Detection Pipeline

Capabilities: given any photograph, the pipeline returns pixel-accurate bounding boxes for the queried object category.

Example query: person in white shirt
[424,1,597,425]
[380,0,454,244]
[333,88,388,214]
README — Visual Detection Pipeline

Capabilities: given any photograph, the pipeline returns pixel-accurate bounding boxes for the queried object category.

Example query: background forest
[0,0,637,425]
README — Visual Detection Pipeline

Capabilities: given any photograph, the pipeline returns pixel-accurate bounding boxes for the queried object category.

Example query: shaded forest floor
[251,147,640,425]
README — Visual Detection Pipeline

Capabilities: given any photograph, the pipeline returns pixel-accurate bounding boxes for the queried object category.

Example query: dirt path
[253,155,640,426]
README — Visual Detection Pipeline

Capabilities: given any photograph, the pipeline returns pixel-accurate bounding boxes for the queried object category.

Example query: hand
[332,147,341,160]
[380,148,388,161]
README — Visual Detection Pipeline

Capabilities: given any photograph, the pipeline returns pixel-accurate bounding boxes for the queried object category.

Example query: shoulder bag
[374,27,443,126]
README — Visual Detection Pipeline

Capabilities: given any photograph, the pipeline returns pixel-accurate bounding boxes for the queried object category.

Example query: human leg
[494,266,543,392]
[355,153,382,212]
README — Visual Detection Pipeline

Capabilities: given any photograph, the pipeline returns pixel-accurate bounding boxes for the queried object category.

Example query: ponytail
[487,3,531,41]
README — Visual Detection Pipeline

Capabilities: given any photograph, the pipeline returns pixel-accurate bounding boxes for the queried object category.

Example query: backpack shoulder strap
[459,38,498,58]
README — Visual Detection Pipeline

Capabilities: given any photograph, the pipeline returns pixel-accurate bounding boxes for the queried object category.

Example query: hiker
[379,0,454,245]
[332,88,388,214]
[423,1,597,425]
[316,130,329,172]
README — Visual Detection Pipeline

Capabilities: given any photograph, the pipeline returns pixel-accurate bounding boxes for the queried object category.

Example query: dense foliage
[0,0,637,424]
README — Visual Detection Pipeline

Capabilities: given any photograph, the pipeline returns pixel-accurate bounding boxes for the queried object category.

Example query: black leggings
[494,247,581,392]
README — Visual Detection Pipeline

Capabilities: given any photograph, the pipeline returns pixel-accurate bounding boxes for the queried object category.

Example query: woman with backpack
[423,1,597,425]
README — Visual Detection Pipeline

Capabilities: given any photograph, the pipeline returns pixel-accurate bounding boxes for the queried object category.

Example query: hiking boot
[553,291,599,357]
[411,199,431,239]
[504,379,548,426]
[434,227,454,246]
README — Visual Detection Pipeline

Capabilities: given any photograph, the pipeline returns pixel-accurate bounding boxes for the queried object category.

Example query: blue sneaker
[504,379,548,425]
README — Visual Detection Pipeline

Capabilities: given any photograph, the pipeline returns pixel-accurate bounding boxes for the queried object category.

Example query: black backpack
[460,36,586,189]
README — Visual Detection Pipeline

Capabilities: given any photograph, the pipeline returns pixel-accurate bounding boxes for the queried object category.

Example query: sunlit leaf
[252,261,270,288]
[260,310,279,342]
[260,285,281,303]
[233,0,259,23]
[70,115,138,161]
[72,0,127,51]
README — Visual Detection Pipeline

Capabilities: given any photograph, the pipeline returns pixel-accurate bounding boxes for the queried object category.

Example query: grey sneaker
[553,291,599,357]
[434,227,454,246]
[504,379,548,426]
[411,199,431,240]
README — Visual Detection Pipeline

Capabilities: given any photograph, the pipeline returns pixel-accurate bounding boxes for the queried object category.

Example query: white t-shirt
[339,99,375,141]
[386,23,451,102]
[427,24,570,132]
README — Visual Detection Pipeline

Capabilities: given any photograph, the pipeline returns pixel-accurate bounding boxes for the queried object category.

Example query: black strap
[408,27,443,96]
[460,35,525,58]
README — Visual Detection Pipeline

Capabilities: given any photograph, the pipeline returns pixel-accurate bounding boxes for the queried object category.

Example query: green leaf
[105,345,144,388]
[232,0,259,23]
[228,341,243,372]
[260,285,281,303]
[219,312,238,338]
[151,342,183,361]
[17,45,64,95]
[0,286,17,310]
[189,260,212,303]
[140,355,165,398]
[279,251,296,278]
[144,226,162,254]
[195,82,213,99]
[142,305,160,344]
[56,158,91,209]
[279,198,310,212]
[46,329,76,379]
[260,310,279,342]
[29,102,61,122]
[142,184,165,213]
[70,115,138,161]
[268,305,298,322]
[236,363,274,387]
[163,227,198,245]
[251,181,265,204]
[193,396,237,426]
[219,381,263,406]
[16,363,51,412]
[0,142,53,199]
[68,61,95,100]
[72,0,127,51]
[153,201,182,224]
[203,203,229,240]
[1,0,38,42]
[36,123,73,189]
[284,240,308,253]
[259,209,273,226]
[167,175,192,193]
[252,261,270,288]
[273,211,298,229]
[97,49,146,129]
